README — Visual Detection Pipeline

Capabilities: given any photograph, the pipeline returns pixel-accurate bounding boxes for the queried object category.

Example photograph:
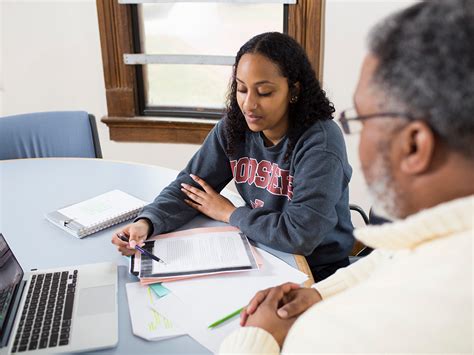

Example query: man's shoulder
[285,237,472,353]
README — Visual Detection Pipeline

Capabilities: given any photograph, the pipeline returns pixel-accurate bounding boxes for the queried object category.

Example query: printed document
[151,231,253,274]
[136,229,258,279]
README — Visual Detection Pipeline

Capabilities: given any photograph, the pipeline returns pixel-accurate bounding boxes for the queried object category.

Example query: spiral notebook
[45,189,147,238]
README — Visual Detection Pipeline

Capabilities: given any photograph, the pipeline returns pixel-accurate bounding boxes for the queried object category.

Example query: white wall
[1,0,417,214]
[323,0,418,214]
[0,0,200,171]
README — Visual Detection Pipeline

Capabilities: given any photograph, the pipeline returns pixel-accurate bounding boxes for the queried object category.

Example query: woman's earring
[290,95,298,104]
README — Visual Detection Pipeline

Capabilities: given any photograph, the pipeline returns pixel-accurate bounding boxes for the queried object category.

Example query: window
[138,2,285,118]
[97,0,325,144]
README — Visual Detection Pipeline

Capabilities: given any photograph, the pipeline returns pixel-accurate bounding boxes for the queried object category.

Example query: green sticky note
[149,283,171,298]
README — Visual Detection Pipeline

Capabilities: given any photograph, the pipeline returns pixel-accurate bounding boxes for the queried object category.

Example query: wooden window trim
[96,0,325,144]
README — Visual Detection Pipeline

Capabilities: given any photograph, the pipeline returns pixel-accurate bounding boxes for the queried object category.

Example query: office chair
[349,204,392,262]
[369,208,390,225]
[0,111,102,160]
[349,204,371,258]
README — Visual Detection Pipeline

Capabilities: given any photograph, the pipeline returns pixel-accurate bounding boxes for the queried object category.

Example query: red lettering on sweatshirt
[267,164,282,195]
[247,158,258,185]
[254,160,272,189]
[234,157,249,183]
[230,160,237,177]
[230,157,293,200]
[250,199,265,209]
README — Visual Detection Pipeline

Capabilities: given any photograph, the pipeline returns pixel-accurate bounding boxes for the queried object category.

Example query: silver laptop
[0,233,118,354]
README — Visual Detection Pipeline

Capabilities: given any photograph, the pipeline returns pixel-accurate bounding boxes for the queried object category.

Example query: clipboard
[128,226,259,282]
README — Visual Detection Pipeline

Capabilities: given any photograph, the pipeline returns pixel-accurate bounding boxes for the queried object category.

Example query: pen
[208,307,244,329]
[118,234,167,265]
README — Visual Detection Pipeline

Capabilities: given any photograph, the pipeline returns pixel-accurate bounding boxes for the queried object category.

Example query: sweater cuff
[312,272,349,299]
[135,212,165,238]
[229,206,252,227]
[134,217,154,238]
[219,327,280,354]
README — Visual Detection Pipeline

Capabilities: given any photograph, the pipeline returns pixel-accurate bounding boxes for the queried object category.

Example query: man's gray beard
[365,154,401,220]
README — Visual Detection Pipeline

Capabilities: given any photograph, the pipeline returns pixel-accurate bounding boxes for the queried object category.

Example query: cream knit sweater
[220,195,473,354]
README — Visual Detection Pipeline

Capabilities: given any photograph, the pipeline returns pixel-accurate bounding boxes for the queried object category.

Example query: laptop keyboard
[12,270,78,353]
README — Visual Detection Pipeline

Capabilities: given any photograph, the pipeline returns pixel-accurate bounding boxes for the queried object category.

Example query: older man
[220,0,473,353]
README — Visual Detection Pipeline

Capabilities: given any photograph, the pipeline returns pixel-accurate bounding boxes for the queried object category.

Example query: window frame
[134,4,288,120]
[97,0,325,144]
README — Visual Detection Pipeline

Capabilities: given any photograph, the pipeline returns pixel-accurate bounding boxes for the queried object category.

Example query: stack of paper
[125,226,308,351]
[133,227,260,283]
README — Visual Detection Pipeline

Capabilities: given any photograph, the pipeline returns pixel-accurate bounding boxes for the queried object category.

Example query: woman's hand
[111,219,150,255]
[181,174,237,223]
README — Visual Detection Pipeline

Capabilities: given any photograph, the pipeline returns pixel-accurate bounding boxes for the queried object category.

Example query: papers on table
[151,231,254,274]
[135,227,259,281]
[125,282,185,341]
[125,226,309,350]
[151,248,308,353]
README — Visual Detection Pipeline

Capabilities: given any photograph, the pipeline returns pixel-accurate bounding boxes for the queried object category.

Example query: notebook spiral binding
[76,207,143,238]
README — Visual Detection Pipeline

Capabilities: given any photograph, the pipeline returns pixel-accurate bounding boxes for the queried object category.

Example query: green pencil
[208,307,244,329]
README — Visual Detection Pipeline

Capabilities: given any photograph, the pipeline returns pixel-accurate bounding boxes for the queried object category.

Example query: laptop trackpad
[77,285,115,316]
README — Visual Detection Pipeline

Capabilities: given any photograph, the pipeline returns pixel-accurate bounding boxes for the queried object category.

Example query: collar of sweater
[355,195,473,250]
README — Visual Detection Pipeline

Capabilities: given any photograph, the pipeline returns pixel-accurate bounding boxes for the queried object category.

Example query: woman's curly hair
[224,32,335,160]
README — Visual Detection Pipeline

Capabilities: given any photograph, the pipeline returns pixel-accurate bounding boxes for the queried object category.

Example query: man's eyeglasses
[338,108,415,135]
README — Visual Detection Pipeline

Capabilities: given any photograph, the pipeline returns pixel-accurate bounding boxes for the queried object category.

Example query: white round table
[0,158,304,354]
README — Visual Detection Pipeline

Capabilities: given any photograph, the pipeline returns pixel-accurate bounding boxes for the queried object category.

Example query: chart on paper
[125,282,185,341]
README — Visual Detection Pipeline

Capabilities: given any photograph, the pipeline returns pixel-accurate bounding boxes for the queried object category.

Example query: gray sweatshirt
[137,118,354,268]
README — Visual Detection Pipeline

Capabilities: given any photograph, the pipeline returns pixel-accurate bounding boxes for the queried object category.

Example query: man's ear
[398,121,435,175]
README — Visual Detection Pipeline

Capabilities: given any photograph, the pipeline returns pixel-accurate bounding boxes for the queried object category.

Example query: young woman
[112,32,354,281]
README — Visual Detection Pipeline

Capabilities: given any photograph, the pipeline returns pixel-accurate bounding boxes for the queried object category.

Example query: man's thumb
[277,308,289,318]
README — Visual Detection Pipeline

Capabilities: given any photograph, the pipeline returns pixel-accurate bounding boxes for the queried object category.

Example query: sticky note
[149,283,171,298]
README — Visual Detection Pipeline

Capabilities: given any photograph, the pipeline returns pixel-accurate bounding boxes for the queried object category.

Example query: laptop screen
[0,233,24,337]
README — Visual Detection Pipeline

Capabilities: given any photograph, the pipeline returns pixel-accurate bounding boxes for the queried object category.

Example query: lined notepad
[45,190,147,238]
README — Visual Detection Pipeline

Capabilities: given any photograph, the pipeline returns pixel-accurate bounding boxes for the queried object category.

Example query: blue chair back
[0,111,102,160]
